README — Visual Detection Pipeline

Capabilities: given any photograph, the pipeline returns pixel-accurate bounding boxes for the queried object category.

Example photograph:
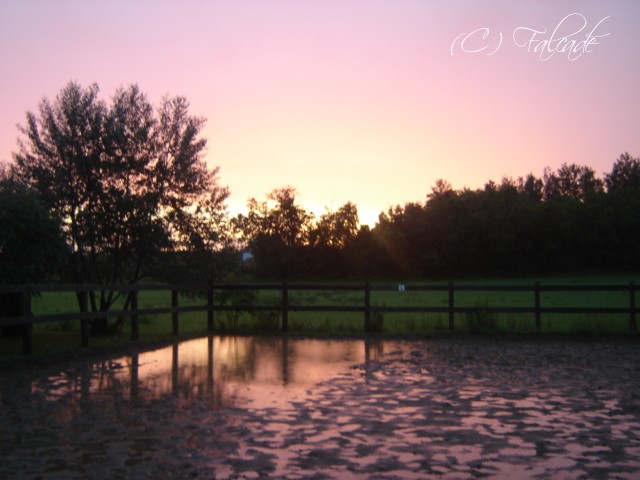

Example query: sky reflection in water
[28,336,384,410]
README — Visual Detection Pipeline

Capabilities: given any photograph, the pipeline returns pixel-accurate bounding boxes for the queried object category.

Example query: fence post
[130,352,139,399]
[172,341,179,396]
[131,286,139,341]
[364,282,371,333]
[448,282,454,331]
[79,289,89,347]
[534,282,541,333]
[207,281,214,332]
[282,281,289,332]
[22,286,32,355]
[630,282,637,333]
[172,288,179,336]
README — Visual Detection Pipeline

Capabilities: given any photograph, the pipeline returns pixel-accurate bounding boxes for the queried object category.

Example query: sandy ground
[1,337,640,479]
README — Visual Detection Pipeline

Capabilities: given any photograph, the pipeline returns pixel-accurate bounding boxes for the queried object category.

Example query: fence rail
[0,281,637,355]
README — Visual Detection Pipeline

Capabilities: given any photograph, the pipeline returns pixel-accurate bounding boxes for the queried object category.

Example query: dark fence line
[0,282,637,355]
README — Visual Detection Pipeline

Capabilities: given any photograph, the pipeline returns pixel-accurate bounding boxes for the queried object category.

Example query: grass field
[281,275,638,335]
[1,275,638,360]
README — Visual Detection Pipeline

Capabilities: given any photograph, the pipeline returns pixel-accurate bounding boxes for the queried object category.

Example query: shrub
[218,289,257,331]
[465,298,498,333]
[255,311,280,331]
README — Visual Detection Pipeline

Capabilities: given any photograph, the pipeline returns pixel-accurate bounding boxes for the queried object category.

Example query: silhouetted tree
[517,173,544,202]
[0,178,66,336]
[264,187,312,247]
[543,163,604,201]
[237,187,311,247]
[11,82,229,333]
[0,179,65,284]
[605,152,640,191]
[304,202,360,276]
[239,153,639,279]
[427,178,454,201]
[309,202,359,249]
[602,187,640,267]
[234,187,312,277]
[343,224,395,278]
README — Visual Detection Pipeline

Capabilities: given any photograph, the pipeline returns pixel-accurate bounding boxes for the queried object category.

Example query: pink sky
[1,1,638,225]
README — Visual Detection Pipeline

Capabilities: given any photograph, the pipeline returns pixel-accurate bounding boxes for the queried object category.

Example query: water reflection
[28,336,385,410]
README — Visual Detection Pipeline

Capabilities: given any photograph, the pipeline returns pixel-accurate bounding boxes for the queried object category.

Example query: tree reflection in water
[28,336,386,411]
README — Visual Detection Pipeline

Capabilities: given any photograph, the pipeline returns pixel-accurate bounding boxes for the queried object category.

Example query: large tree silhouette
[12,81,229,333]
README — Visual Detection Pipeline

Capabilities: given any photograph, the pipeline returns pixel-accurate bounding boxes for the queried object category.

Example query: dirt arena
[1,337,639,479]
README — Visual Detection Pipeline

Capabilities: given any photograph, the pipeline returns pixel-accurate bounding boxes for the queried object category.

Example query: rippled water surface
[1,336,640,479]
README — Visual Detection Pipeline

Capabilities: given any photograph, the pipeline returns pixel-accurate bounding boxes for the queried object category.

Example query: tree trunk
[0,292,27,337]
[90,316,111,335]
[82,289,123,335]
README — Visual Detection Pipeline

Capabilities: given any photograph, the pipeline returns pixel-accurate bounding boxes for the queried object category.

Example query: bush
[218,289,258,331]
[255,311,280,331]
[465,298,498,333]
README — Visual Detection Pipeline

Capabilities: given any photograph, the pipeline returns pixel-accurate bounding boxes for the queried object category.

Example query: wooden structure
[0,282,637,355]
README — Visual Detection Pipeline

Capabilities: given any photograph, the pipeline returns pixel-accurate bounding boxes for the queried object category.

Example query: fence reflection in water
[26,336,386,409]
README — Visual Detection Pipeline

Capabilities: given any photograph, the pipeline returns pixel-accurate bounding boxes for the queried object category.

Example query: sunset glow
[1,1,638,226]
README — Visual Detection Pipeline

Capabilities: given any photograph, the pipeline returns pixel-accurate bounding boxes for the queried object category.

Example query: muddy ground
[1,337,639,479]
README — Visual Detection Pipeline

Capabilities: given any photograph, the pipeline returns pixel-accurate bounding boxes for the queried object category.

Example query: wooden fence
[0,282,637,355]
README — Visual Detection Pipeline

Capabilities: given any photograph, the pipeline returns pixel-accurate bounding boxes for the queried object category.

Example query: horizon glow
[1,1,639,226]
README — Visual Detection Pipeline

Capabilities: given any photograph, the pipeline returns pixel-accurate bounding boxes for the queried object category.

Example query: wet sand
[1,337,640,479]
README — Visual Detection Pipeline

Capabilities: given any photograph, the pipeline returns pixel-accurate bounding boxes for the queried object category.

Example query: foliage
[228,154,640,280]
[309,202,359,249]
[149,248,241,289]
[605,152,640,191]
[542,163,604,201]
[254,310,281,331]
[465,298,499,333]
[217,288,258,330]
[10,82,229,332]
[347,156,640,278]
[235,187,312,247]
[0,178,66,284]
[6,81,639,289]
[234,187,362,278]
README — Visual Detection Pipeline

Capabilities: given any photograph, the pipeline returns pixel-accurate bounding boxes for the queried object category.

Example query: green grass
[1,275,638,361]
[281,275,638,336]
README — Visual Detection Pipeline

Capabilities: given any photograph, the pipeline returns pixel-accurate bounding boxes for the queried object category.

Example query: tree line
[366,158,640,278]
[1,82,639,332]
[227,154,640,279]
